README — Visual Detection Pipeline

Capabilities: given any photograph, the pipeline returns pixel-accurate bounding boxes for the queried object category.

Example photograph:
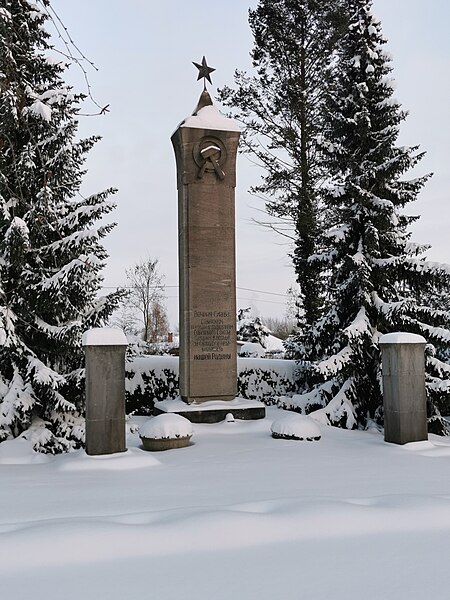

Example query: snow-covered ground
[2,408,450,600]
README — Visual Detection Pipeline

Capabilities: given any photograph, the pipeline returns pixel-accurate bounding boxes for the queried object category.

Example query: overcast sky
[49,0,450,328]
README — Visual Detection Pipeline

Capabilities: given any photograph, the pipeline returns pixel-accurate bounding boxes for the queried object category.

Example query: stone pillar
[171,91,240,404]
[82,328,128,455]
[379,332,428,445]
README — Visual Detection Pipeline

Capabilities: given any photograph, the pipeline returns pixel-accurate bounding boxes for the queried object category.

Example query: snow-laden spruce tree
[237,308,269,348]
[287,0,450,434]
[0,1,124,451]
[219,0,347,332]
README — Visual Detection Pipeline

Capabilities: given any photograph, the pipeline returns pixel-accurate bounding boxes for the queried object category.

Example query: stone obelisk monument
[171,57,240,405]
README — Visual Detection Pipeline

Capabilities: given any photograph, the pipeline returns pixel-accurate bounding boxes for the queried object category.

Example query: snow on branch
[283,381,334,414]
[25,99,52,122]
[52,390,77,413]
[308,249,338,265]
[426,376,450,394]
[372,291,411,317]
[412,321,450,345]
[59,200,116,229]
[22,418,58,451]
[344,306,371,339]
[0,7,11,21]
[368,194,394,211]
[0,307,17,347]
[404,257,450,277]
[45,229,101,252]
[427,356,450,378]
[323,224,349,241]
[5,217,30,249]
[309,379,357,429]
[315,346,353,377]
[372,256,403,267]
[0,371,36,430]
[35,316,82,339]
[41,254,101,290]
[27,357,66,388]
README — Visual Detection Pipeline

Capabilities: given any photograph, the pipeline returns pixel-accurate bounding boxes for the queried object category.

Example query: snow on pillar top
[379,332,426,345]
[180,90,240,132]
[82,328,128,347]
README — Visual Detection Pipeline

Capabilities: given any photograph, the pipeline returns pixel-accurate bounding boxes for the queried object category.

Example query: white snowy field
[2,408,450,600]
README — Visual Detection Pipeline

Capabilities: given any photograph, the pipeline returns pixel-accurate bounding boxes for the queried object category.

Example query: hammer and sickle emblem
[197,144,225,180]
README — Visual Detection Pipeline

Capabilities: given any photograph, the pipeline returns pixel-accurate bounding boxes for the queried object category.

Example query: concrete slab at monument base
[154,397,266,424]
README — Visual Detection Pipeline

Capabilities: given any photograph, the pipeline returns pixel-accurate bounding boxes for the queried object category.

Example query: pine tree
[237,308,269,348]
[292,0,450,434]
[0,1,124,452]
[219,0,347,334]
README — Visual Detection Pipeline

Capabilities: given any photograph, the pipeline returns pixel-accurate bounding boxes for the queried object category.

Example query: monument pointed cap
[193,89,213,115]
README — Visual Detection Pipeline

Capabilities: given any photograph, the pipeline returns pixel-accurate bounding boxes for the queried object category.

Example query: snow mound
[240,342,265,357]
[139,414,194,439]
[265,334,285,352]
[402,440,450,457]
[58,448,161,471]
[271,414,321,441]
[0,439,52,464]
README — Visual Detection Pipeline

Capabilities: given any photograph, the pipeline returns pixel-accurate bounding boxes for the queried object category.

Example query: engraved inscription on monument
[192,310,234,361]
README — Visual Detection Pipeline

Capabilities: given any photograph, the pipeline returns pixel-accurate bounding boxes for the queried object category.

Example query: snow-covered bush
[126,357,179,415]
[125,356,297,413]
[237,308,270,348]
[139,414,193,451]
[271,414,321,441]
[139,414,193,440]
[237,358,297,404]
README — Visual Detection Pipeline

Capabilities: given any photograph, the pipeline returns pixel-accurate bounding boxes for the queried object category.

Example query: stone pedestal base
[83,328,128,456]
[379,332,428,445]
[154,397,265,424]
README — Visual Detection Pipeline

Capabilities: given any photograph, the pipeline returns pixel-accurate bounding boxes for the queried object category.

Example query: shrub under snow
[139,414,193,440]
[125,356,297,414]
[271,414,321,441]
